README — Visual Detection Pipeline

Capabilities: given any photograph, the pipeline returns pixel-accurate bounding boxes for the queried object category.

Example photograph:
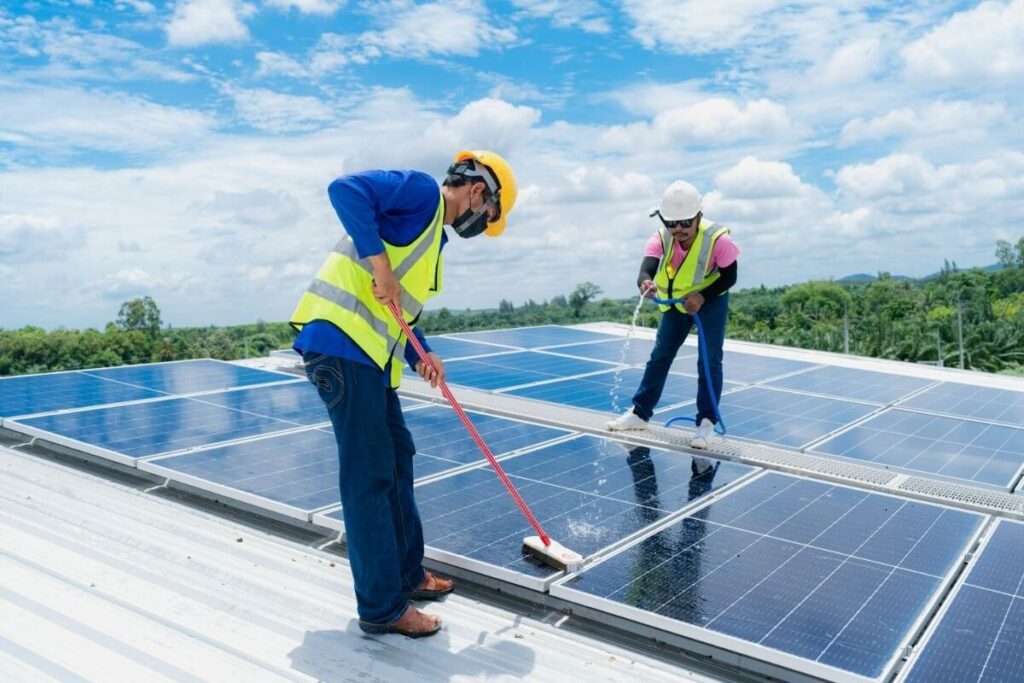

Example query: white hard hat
[657,180,702,221]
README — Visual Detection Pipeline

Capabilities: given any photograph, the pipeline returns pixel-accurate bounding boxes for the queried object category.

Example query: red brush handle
[386,300,551,547]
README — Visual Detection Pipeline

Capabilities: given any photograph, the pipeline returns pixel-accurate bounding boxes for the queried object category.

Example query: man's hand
[683,292,704,314]
[415,352,445,388]
[639,279,656,299]
[369,253,400,307]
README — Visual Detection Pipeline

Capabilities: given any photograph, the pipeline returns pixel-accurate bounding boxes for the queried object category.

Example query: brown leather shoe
[359,605,441,638]
[406,570,454,601]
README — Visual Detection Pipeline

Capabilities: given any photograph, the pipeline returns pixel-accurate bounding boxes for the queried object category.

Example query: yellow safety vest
[654,219,730,313]
[290,192,445,388]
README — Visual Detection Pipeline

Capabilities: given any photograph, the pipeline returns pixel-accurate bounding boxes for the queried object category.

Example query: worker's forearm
[636,256,659,289]
[701,261,738,299]
[368,252,393,276]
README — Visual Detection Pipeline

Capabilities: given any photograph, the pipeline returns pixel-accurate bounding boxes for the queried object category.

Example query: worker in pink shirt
[608,180,739,464]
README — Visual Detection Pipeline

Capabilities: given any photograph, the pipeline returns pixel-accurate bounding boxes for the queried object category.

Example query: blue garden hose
[647,295,727,436]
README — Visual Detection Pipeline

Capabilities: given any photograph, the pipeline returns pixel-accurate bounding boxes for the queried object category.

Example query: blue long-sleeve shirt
[293,170,447,371]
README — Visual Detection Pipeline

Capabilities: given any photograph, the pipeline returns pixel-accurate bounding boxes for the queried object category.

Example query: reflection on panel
[449,325,619,348]
[444,351,611,391]
[813,409,1024,489]
[145,428,341,515]
[506,367,727,414]
[903,520,1024,683]
[404,404,570,479]
[721,351,818,384]
[15,397,300,459]
[691,386,878,449]
[197,381,326,425]
[765,365,933,404]
[0,371,164,418]
[82,359,288,395]
[423,335,517,359]
[899,382,1024,427]
[555,472,983,682]
[325,435,754,583]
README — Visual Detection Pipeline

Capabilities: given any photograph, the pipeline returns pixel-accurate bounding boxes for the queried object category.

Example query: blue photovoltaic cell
[558,472,983,682]
[403,404,570,479]
[507,367,728,414]
[0,371,164,418]
[82,359,289,395]
[679,386,877,449]
[422,335,515,359]
[813,409,1024,488]
[722,352,818,384]
[544,339,667,366]
[150,428,342,512]
[450,325,619,348]
[444,351,611,391]
[898,382,1024,426]
[904,521,1024,683]
[326,434,754,579]
[16,397,301,459]
[196,381,327,426]
[765,365,933,404]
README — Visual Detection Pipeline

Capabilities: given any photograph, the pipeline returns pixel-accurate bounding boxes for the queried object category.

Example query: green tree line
[2,240,1023,377]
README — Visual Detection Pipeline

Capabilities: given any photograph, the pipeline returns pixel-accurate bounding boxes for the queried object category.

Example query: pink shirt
[644,228,739,272]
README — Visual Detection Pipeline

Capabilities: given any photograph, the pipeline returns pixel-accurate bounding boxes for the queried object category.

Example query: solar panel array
[3,328,1024,683]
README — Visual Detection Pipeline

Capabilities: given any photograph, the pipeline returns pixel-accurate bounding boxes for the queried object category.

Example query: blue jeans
[303,353,424,625]
[631,292,729,423]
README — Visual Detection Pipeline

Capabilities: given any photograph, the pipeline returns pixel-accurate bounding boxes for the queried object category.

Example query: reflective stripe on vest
[655,219,730,313]
[289,190,444,387]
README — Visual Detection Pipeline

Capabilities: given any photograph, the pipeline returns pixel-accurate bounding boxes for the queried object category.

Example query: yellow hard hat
[453,149,517,237]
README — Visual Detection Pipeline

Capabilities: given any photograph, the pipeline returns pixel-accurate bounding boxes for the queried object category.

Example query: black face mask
[451,207,490,238]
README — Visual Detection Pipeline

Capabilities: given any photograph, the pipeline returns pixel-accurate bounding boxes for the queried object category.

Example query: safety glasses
[450,160,503,222]
[653,210,698,229]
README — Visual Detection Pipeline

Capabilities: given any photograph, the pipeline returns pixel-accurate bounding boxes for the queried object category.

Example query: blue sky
[2,0,1022,329]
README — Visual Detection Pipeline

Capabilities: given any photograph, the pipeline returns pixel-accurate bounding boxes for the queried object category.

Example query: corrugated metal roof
[1,443,740,683]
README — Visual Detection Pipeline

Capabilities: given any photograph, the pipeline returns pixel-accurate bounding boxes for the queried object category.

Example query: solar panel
[195,381,327,425]
[506,367,729,414]
[403,404,571,479]
[0,371,164,419]
[81,359,290,395]
[765,365,934,404]
[449,325,619,348]
[423,335,517,359]
[319,435,756,589]
[812,409,1024,489]
[141,428,342,519]
[720,351,819,384]
[11,396,304,464]
[552,471,984,682]
[677,386,878,449]
[901,520,1024,683]
[444,351,611,391]
[542,338,666,366]
[898,381,1024,427]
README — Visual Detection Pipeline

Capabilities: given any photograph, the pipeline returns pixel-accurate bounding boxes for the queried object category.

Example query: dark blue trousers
[303,353,424,624]
[631,292,729,423]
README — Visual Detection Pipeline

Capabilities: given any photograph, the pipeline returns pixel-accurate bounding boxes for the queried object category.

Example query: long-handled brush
[386,300,583,572]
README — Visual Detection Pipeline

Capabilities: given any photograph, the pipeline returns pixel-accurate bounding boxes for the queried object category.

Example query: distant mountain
[838,263,1002,284]
[836,273,912,283]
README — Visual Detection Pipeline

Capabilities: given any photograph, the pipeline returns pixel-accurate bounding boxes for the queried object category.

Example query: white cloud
[839,101,1009,147]
[902,0,1024,83]
[598,97,793,151]
[115,0,157,13]
[225,86,336,133]
[255,51,309,78]
[427,98,541,153]
[0,84,217,156]
[511,0,611,33]
[813,37,883,86]
[265,0,344,14]
[0,213,83,262]
[166,0,255,47]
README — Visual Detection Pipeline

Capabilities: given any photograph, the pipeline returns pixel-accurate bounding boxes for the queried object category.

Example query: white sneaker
[689,418,715,449]
[691,456,714,476]
[607,408,649,431]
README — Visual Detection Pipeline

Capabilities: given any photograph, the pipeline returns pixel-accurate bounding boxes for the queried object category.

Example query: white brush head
[522,536,583,572]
